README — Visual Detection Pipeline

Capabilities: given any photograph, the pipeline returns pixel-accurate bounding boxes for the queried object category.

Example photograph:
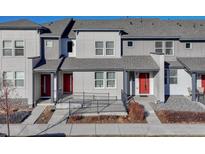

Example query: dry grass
[35,106,55,124]
[156,110,205,123]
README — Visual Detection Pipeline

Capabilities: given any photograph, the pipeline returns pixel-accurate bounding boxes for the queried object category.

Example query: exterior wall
[0,30,41,105]
[34,72,41,102]
[44,38,60,59]
[60,38,69,57]
[165,69,192,96]
[76,31,121,58]
[122,40,205,58]
[73,71,123,99]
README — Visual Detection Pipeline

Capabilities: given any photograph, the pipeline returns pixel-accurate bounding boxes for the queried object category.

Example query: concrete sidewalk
[1,123,205,136]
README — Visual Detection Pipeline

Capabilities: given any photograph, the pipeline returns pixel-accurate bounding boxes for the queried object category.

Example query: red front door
[41,74,51,97]
[139,73,150,94]
[63,74,73,94]
[202,75,205,93]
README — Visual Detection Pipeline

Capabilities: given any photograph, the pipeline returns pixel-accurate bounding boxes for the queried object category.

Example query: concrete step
[23,105,47,124]
[56,103,82,109]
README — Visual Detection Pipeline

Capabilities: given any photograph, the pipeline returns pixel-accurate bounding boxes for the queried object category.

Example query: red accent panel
[41,74,51,97]
[139,73,150,94]
[202,75,205,93]
[63,74,73,93]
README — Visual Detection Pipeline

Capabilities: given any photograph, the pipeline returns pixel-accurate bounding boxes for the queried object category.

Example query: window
[95,41,103,55]
[155,41,174,55]
[46,40,53,48]
[3,72,14,86]
[128,41,133,47]
[15,40,24,56]
[165,41,174,55]
[67,41,73,53]
[155,41,163,53]
[106,41,114,55]
[169,69,177,84]
[15,72,24,87]
[106,72,116,87]
[185,43,192,49]
[95,72,104,88]
[3,40,12,56]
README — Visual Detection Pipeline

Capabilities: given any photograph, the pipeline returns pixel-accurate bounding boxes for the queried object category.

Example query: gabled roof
[68,18,205,40]
[61,55,159,72]
[0,19,45,30]
[177,57,205,73]
[41,19,72,38]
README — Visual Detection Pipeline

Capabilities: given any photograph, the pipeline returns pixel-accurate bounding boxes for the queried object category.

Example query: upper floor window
[15,72,24,87]
[106,41,114,55]
[2,40,24,56]
[3,40,12,56]
[95,41,103,55]
[95,41,114,56]
[15,40,24,56]
[185,42,192,49]
[67,41,73,53]
[46,40,53,48]
[127,41,133,47]
[155,41,174,55]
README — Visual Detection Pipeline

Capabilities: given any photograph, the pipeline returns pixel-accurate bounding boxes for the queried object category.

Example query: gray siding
[76,31,121,58]
[44,39,60,59]
[0,30,41,105]
[73,71,123,99]
[123,40,205,59]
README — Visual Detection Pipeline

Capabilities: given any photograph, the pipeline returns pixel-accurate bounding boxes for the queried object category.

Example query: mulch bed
[35,106,55,124]
[67,101,147,123]
[156,110,205,123]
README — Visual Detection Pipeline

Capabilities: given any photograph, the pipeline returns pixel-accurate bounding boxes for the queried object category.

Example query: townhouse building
[0,18,205,107]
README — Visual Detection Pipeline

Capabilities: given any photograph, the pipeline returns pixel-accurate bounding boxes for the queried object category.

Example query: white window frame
[94,72,104,89]
[169,69,178,85]
[3,71,24,88]
[155,41,174,56]
[95,41,104,56]
[14,40,24,56]
[127,41,133,47]
[46,40,53,48]
[95,41,115,56]
[94,72,116,89]
[106,72,116,89]
[105,41,114,56]
[185,42,192,49]
[3,72,14,87]
[15,72,25,87]
[2,40,13,56]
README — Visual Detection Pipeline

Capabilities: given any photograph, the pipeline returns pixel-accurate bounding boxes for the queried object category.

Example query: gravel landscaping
[35,106,55,124]
[150,95,205,112]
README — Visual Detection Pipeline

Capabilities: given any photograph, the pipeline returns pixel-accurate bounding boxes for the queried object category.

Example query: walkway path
[1,123,205,136]
[133,96,161,124]
[48,109,70,125]
[23,105,47,124]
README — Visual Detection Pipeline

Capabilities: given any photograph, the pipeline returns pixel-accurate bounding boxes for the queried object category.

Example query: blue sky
[1,16,205,23]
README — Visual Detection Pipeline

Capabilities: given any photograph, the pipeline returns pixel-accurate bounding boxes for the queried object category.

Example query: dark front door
[139,73,150,94]
[41,74,51,97]
[202,75,205,93]
[63,74,73,94]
